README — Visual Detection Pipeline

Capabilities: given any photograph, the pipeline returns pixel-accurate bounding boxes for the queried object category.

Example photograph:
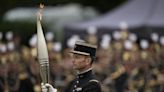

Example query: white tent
[3,4,98,25]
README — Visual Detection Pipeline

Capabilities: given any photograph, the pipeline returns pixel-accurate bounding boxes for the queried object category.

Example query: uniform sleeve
[82,80,101,92]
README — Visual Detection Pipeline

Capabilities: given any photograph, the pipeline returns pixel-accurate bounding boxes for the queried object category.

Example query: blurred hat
[151,33,159,42]
[53,42,62,52]
[112,31,121,40]
[102,34,111,42]
[6,31,13,41]
[29,34,37,47]
[87,26,97,35]
[7,42,15,51]
[67,35,80,48]
[140,39,149,49]
[0,44,7,53]
[128,33,137,42]
[70,41,97,58]
[45,31,54,41]
[124,40,133,50]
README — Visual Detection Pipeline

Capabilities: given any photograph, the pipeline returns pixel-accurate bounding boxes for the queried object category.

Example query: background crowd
[0,27,164,92]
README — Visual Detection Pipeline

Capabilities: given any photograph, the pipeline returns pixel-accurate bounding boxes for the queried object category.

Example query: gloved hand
[41,83,57,92]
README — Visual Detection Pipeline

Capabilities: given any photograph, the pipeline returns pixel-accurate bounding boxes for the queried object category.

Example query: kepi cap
[70,41,97,58]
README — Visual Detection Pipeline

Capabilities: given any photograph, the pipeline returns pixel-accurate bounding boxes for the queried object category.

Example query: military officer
[42,41,101,92]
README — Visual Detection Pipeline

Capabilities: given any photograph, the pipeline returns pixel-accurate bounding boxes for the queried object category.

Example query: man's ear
[86,57,92,65]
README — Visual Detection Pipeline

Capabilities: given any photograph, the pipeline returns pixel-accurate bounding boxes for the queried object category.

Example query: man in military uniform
[42,41,101,92]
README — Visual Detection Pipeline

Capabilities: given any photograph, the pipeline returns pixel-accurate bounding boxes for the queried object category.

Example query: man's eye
[75,56,80,58]
[73,55,78,58]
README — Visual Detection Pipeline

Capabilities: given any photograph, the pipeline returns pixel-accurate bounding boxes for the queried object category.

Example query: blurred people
[1,30,164,92]
[85,26,98,45]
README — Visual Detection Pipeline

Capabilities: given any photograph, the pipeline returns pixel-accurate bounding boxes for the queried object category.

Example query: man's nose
[72,58,75,63]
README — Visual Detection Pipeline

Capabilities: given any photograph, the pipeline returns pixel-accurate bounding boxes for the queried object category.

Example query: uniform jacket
[65,69,101,92]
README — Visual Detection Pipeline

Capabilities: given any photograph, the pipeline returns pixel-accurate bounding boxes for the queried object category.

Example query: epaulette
[89,79,99,83]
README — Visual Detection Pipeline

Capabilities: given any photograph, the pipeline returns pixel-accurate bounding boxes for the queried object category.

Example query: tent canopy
[146,0,164,27]
[65,0,164,31]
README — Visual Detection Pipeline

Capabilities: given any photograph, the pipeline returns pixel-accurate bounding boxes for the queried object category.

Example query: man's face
[72,54,90,71]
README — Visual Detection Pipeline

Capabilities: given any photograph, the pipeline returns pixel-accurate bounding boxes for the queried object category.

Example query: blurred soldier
[45,32,55,51]
[7,61,35,92]
[49,42,67,92]
[98,34,112,76]
[122,40,133,63]
[5,42,35,92]
[119,22,129,41]
[50,42,62,63]
[139,39,152,63]
[0,43,8,92]
[29,34,37,58]
[128,39,153,92]
[150,33,161,66]
[6,31,21,51]
[127,33,140,63]
[150,33,160,51]
[42,41,101,92]
[100,34,112,50]
[157,65,164,92]
[112,31,124,63]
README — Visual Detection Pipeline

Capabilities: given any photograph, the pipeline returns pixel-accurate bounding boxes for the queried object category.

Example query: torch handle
[39,59,50,84]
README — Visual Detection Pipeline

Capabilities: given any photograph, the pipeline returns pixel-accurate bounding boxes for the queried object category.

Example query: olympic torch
[37,4,50,85]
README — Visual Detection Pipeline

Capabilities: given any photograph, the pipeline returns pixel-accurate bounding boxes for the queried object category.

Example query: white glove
[41,83,57,92]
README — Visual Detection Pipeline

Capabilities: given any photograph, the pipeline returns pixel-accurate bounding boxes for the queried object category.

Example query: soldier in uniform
[42,41,101,92]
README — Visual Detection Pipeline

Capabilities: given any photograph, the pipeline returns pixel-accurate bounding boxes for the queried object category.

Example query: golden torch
[37,4,50,85]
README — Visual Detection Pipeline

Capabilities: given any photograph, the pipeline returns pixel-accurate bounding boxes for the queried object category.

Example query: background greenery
[0,0,126,45]
[0,0,127,19]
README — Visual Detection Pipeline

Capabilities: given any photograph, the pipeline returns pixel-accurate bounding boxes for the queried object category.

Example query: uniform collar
[77,68,92,75]
[77,68,92,78]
